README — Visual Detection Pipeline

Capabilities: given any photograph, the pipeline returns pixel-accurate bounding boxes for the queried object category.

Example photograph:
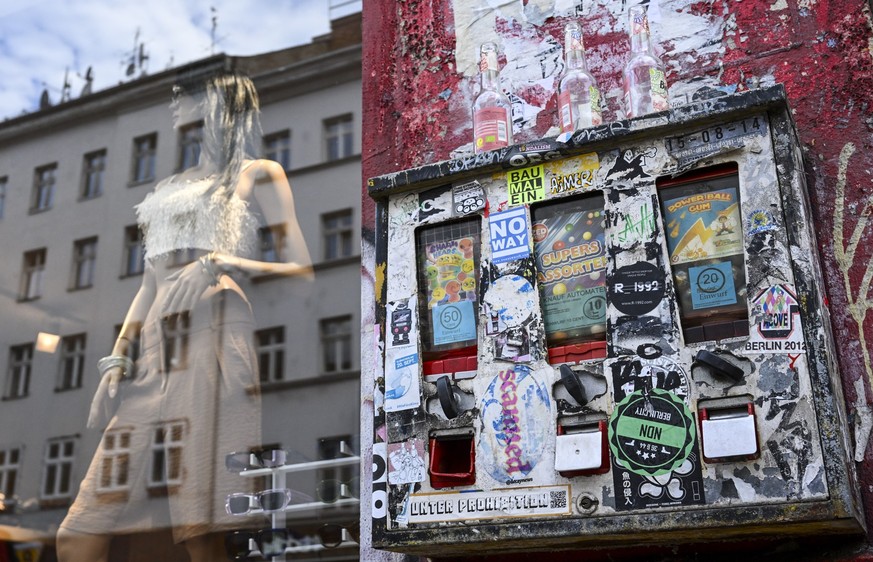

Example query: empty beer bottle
[558,21,602,132]
[622,5,669,118]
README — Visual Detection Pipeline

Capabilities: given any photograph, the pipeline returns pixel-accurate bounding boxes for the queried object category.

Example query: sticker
[662,187,743,265]
[385,345,421,412]
[489,207,530,263]
[689,261,737,310]
[417,185,452,222]
[420,230,477,312]
[388,439,427,485]
[482,274,536,328]
[614,202,656,246]
[744,284,806,354]
[746,208,778,236]
[610,354,691,403]
[545,152,599,196]
[432,301,477,346]
[452,180,486,215]
[388,301,414,347]
[532,200,607,339]
[609,389,696,477]
[507,165,545,206]
[666,116,765,171]
[479,366,551,483]
[494,324,532,363]
[372,442,388,520]
[607,262,665,316]
[605,147,655,183]
[405,485,571,524]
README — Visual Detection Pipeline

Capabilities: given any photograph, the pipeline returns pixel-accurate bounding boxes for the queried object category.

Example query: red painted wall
[362,0,873,555]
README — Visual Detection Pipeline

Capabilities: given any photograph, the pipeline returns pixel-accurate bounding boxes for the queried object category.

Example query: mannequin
[56,70,312,562]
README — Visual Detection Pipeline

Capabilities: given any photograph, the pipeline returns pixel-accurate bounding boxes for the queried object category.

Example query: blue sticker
[689,261,737,310]
[489,207,530,264]
[395,353,418,370]
[432,301,477,346]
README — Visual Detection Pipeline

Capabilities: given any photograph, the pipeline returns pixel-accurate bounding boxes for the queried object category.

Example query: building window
[5,344,33,400]
[256,327,285,383]
[31,163,56,212]
[131,133,157,183]
[178,122,203,171]
[258,225,286,263]
[317,435,356,500]
[71,237,98,290]
[20,248,46,301]
[320,316,352,373]
[97,429,131,492]
[324,115,353,161]
[323,210,353,261]
[123,225,145,277]
[114,323,142,365]
[0,176,7,219]
[0,447,20,499]
[163,313,190,372]
[148,421,185,488]
[263,130,291,170]
[41,437,75,501]
[81,149,106,199]
[57,334,86,391]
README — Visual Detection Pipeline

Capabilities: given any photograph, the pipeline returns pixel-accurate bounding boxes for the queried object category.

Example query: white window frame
[0,446,21,498]
[322,209,353,261]
[324,115,353,161]
[71,237,98,290]
[263,130,291,170]
[131,133,157,183]
[163,313,190,372]
[81,149,106,199]
[123,225,145,277]
[0,176,7,219]
[20,248,46,301]
[320,316,353,374]
[148,421,185,488]
[41,437,75,501]
[256,326,285,383]
[97,428,132,493]
[258,224,287,263]
[178,121,203,171]
[31,163,56,212]
[6,344,33,399]
[57,334,86,391]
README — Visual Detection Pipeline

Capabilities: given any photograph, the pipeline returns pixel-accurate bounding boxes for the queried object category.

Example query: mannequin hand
[87,366,123,429]
[163,259,216,316]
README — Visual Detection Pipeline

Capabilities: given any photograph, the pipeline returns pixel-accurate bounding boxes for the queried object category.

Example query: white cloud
[0,0,335,120]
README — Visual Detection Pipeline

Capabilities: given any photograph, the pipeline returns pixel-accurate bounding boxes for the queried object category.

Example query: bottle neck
[630,30,651,54]
[565,49,588,72]
[480,69,500,91]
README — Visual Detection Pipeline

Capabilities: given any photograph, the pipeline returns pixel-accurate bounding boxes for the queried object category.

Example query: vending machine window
[415,218,481,372]
[532,193,608,363]
[657,164,749,343]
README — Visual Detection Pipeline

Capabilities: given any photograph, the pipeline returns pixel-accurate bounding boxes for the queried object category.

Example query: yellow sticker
[507,164,545,206]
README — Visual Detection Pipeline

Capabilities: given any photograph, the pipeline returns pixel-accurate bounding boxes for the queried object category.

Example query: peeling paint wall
[362,0,873,557]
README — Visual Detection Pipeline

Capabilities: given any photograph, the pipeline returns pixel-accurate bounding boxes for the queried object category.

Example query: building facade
[0,12,361,561]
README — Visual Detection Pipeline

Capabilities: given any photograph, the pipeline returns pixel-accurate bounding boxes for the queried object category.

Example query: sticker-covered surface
[744,284,806,354]
[406,485,571,524]
[388,439,427,484]
[479,366,551,484]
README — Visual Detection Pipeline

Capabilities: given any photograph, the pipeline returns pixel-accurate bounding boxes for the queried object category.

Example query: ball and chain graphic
[608,388,696,476]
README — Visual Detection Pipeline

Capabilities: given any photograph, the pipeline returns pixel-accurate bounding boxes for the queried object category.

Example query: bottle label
[631,12,649,36]
[649,67,669,111]
[479,50,499,73]
[589,85,603,126]
[567,29,584,52]
[474,107,510,152]
[558,90,574,132]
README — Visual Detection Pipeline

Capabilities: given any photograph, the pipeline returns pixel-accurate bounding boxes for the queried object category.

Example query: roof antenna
[211,6,218,55]
[124,28,149,78]
[79,66,94,97]
[61,68,71,103]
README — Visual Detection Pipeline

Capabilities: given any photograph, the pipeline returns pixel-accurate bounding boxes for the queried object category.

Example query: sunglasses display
[225,528,293,560]
[225,449,296,472]
[317,522,360,548]
[226,489,305,515]
[315,477,360,503]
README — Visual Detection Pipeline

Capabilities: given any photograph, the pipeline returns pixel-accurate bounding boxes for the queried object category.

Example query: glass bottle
[558,21,602,132]
[622,5,669,119]
[473,42,513,153]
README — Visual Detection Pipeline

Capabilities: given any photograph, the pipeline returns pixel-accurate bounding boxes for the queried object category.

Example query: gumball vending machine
[366,86,863,556]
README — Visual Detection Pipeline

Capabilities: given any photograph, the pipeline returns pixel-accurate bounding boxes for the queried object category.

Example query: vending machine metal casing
[366,86,863,555]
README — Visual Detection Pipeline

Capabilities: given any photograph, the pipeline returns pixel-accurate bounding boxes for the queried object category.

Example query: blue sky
[0,0,355,120]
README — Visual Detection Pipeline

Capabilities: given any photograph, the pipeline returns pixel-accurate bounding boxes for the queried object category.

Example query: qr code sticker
[549,490,568,509]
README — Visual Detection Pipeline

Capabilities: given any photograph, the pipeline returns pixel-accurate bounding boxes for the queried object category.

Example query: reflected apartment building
[0,13,362,561]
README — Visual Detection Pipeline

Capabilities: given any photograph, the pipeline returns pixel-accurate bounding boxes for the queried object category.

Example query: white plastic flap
[555,431,602,471]
[702,414,757,458]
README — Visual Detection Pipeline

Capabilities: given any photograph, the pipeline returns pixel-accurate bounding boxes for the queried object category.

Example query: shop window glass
[532,193,608,363]
[658,164,749,343]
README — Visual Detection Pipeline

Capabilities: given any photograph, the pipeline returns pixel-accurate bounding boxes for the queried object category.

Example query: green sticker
[507,165,545,206]
[609,388,696,476]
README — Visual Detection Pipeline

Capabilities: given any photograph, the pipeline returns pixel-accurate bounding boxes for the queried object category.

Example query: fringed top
[135,175,258,261]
